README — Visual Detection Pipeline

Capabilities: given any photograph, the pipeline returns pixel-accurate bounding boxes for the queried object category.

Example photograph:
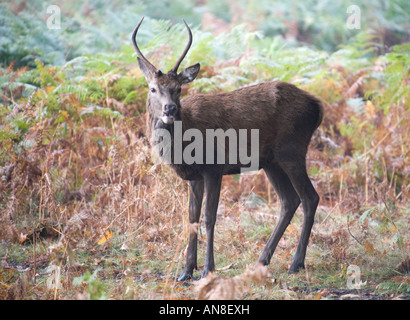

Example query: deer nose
[164,104,177,115]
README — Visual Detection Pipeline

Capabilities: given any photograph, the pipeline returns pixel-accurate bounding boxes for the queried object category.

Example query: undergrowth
[0,1,409,300]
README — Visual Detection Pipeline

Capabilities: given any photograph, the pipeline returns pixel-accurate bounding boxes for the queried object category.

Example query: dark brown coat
[132,17,324,280]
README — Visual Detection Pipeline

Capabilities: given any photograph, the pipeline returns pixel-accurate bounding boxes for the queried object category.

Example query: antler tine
[132,16,157,72]
[170,19,193,74]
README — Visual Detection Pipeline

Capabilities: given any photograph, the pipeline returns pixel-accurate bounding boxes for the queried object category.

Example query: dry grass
[1,30,409,301]
[195,263,270,300]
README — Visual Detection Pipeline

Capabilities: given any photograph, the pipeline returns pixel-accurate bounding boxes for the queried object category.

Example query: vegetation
[0,0,409,300]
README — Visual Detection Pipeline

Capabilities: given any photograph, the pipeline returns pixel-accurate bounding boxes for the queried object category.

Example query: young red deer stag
[132,17,324,281]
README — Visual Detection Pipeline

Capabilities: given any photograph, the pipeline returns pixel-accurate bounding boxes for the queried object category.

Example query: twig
[381,197,398,230]
[305,266,312,295]
[319,200,344,226]
[33,232,36,285]
[347,216,363,246]
[162,232,184,299]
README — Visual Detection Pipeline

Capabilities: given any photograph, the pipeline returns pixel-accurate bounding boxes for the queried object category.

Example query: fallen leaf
[97,230,113,245]
[316,288,329,299]
[314,292,323,300]
[19,232,27,244]
[364,241,375,253]
[397,258,410,273]
[120,242,129,250]
[46,86,56,94]
[388,225,397,232]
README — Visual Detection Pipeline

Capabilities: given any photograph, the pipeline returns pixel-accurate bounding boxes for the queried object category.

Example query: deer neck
[146,103,201,180]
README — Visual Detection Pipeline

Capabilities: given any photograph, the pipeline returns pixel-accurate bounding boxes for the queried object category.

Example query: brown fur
[133,18,324,279]
[147,80,323,180]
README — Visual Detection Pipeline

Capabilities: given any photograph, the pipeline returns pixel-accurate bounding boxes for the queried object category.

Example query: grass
[0,136,408,300]
[0,2,409,300]
[1,192,408,299]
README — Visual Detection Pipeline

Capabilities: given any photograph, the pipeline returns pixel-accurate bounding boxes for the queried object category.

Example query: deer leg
[178,179,204,281]
[279,160,319,273]
[202,172,222,278]
[258,162,301,266]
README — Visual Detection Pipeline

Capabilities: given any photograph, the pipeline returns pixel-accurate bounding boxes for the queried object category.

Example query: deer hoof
[288,263,305,274]
[177,273,192,282]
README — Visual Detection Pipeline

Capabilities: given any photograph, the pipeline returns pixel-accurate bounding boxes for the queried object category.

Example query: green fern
[374,43,410,114]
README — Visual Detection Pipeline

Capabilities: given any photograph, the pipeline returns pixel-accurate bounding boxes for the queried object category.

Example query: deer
[132,17,324,281]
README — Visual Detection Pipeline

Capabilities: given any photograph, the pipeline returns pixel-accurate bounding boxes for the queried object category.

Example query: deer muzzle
[162,104,177,125]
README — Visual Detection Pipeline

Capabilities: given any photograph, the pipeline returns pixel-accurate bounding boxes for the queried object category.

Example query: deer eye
[150,88,156,93]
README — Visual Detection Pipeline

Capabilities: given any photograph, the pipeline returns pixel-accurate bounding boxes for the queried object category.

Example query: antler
[169,19,192,74]
[131,16,157,72]
[132,17,193,75]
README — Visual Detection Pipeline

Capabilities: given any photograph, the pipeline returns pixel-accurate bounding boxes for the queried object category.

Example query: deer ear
[137,57,157,81]
[178,63,200,84]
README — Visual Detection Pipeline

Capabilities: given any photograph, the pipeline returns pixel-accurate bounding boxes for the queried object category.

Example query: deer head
[132,17,200,125]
